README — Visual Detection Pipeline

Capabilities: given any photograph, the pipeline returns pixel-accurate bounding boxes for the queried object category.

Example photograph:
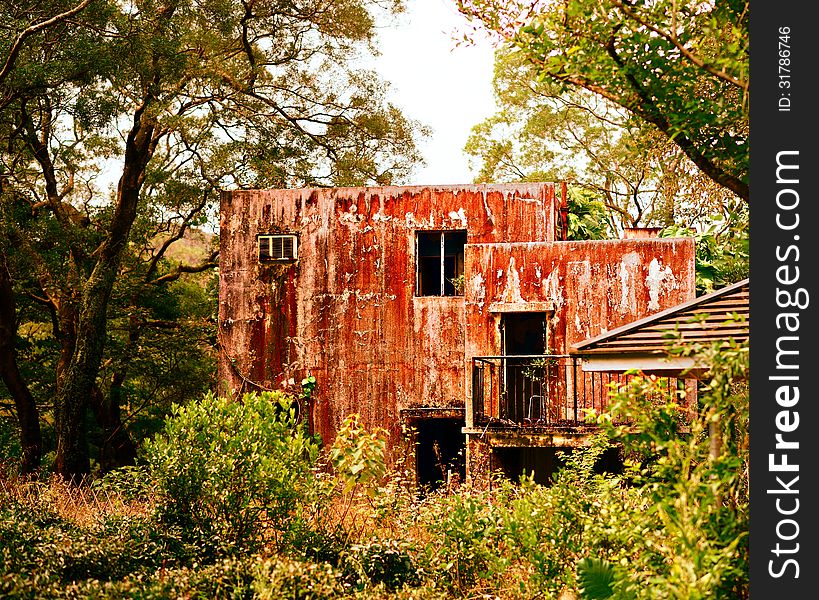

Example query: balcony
[470,355,683,429]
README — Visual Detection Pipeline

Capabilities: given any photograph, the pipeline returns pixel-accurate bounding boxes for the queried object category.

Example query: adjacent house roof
[570,278,748,375]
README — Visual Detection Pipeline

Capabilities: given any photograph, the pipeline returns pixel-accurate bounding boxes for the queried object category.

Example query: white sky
[371,0,498,185]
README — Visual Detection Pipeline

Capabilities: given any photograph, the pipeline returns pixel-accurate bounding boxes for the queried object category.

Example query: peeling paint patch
[339,207,364,225]
[448,207,468,228]
[618,252,640,314]
[481,193,495,225]
[470,272,486,309]
[542,269,564,326]
[501,257,526,304]
[646,258,676,311]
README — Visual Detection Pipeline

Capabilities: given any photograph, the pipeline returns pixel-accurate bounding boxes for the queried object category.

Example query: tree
[0,0,99,476]
[0,0,424,478]
[457,0,749,202]
[465,48,740,232]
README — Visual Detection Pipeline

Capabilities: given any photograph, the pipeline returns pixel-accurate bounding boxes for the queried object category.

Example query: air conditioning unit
[258,234,298,261]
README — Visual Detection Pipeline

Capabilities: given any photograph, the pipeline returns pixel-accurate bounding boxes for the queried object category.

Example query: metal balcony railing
[471,355,681,427]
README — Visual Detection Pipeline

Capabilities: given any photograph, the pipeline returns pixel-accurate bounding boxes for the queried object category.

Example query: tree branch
[143,191,211,282]
[0,0,96,87]
[611,0,748,93]
[147,250,219,285]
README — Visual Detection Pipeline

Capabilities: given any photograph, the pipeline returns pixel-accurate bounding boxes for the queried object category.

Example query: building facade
[218,183,696,485]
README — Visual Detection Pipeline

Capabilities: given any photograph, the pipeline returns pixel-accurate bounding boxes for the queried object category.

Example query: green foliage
[460,0,748,244]
[464,45,740,234]
[576,557,618,600]
[584,339,749,598]
[328,414,387,497]
[301,375,318,401]
[565,189,614,240]
[417,487,507,593]
[142,391,323,557]
[0,0,425,478]
[492,440,613,596]
[341,540,419,592]
[1,343,748,599]
[62,557,258,599]
[252,556,346,600]
[0,496,191,598]
[513,0,748,200]
[660,202,748,294]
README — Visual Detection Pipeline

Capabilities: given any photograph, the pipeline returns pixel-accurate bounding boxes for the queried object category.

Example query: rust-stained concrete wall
[464,239,696,352]
[463,239,696,427]
[219,184,557,451]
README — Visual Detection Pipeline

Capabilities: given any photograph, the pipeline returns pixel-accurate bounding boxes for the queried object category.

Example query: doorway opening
[414,417,466,490]
[501,312,548,423]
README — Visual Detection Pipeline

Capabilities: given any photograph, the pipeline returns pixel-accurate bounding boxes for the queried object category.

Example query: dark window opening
[416,230,466,296]
[415,417,466,490]
[492,446,622,486]
[258,234,298,261]
[492,447,565,485]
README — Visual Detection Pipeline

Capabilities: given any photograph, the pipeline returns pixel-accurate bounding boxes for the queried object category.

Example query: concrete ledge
[462,427,598,448]
[488,301,554,313]
[401,407,465,419]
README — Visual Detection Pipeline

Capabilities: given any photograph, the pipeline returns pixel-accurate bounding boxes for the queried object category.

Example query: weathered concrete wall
[463,238,696,426]
[219,184,556,450]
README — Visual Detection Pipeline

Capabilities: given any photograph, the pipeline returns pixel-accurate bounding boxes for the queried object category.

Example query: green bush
[0,497,190,598]
[0,344,748,599]
[577,340,749,598]
[252,556,347,599]
[496,441,611,597]
[417,488,507,593]
[142,390,323,558]
[55,557,257,599]
[341,539,419,591]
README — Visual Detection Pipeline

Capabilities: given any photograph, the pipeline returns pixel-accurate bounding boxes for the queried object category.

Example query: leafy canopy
[457,0,749,202]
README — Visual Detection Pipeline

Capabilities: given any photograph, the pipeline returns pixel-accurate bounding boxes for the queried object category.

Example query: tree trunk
[54,241,128,478]
[53,104,155,480]
[0,253,42,475]
[91,311,142,471]
[89,384,137,472]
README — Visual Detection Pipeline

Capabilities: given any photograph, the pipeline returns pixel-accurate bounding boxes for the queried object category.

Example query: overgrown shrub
[494,439,612,597]
[142,390,323,558]
[0,495,190,598]
[417,487,507,593]
[341,539,420,591]
[0,343,748,599]
[56,557,257,599]
[252,556,346,599]
[576,339,749,598]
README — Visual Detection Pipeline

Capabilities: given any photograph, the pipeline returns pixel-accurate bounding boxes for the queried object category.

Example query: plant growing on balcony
[521,356,558,381]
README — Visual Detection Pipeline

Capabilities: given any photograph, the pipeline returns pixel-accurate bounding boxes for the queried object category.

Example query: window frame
[415,229,467,297]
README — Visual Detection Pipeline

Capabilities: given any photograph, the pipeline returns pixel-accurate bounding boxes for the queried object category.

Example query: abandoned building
[218,183,697,486]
